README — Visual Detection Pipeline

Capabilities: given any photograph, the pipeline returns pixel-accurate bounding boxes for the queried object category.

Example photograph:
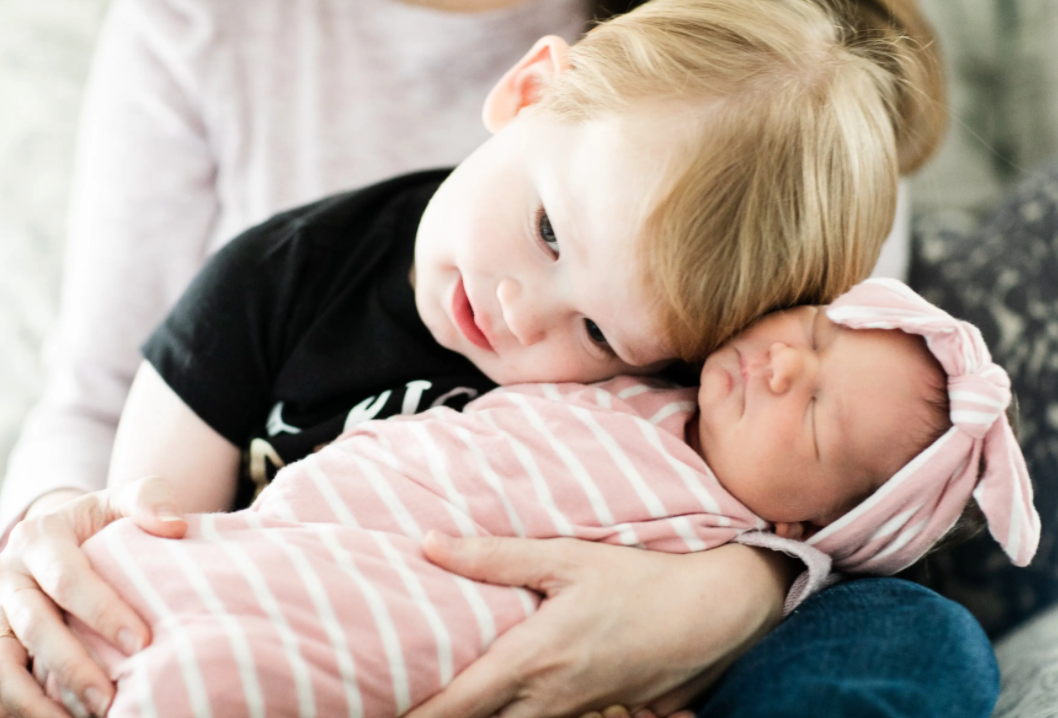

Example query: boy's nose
[497,278,549,346]
[767,342,806,394]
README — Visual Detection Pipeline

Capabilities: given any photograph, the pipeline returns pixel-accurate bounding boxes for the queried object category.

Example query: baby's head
[413,0,944,385]
[690,279,1040,574]
[689,294,950,538]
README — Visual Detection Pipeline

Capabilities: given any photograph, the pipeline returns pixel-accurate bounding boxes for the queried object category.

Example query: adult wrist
[726,545,798,629]
[749,545,801,594]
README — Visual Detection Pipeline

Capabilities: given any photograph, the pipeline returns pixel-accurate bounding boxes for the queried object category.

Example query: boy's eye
[537,209,560,256]
[585,319,608,347]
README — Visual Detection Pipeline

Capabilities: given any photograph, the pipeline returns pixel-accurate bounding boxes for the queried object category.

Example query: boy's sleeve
[142,214,310,448]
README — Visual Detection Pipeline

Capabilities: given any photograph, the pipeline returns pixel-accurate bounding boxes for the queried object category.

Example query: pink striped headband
[805,279,1040,575]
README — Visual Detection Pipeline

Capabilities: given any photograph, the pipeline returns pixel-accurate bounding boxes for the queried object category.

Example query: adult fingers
[421,532,574,595]
[0,611,73,718]
[641,661,732,717]
[1,577,115,717]
[11,511,149,657]
[18,477,184,654]
[55,477,186,544]
[578,706,633,718]
[425,602,649,718]
[403,621,530,718]
[0,486,161,716]
[414,541,781,718]
[577,701,685,718]
[404,593,613,718]
[110,476,187,540]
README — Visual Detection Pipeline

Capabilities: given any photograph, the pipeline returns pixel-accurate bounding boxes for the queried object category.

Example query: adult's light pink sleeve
[0,0,219,535]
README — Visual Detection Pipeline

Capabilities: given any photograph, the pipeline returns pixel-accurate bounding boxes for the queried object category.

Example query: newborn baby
[56,280,1039,717]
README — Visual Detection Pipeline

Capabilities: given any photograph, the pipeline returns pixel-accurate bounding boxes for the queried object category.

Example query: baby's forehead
[831,321,945,390]
[745,304,819,332]
[834,327,949,484]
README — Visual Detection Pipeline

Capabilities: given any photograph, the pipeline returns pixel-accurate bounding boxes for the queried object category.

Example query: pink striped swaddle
[70,377,764,718]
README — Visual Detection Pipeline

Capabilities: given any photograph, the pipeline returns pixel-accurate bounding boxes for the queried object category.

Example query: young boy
[106,0,918,514]
[57,280,1040,718]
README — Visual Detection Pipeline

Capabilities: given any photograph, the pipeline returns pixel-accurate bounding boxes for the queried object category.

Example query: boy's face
[689,306,943,532]
[414,106,674,385]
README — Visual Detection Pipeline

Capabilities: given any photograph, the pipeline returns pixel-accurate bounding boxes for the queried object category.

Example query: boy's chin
[463,352,554,386]
[465,354,528,386]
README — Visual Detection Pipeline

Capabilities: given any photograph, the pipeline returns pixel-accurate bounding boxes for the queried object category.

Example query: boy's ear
[482,35,571,133]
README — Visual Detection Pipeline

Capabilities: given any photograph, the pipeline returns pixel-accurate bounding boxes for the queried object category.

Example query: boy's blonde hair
[540,0,946,360]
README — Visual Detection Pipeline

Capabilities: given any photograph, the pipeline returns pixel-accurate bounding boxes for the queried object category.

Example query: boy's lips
[452,277,495,352]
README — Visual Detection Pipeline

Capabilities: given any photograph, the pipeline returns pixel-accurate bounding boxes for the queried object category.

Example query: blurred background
[914,1,1058,213]
[3,0,1058,477]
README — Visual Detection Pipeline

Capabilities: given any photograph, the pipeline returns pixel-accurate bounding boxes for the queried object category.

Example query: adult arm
[0,0,219,713]
[0,0,219,539]
[407,534,798,718]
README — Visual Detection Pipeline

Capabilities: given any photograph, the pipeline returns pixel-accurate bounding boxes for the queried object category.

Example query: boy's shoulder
[201,168,452,283]
[248,168,452,246]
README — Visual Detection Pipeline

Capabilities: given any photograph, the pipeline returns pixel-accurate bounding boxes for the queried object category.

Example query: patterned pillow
[904,166,1058,638]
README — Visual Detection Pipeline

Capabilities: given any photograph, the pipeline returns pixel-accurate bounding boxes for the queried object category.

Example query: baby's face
[689,306,943,532]
[413,106,676,385]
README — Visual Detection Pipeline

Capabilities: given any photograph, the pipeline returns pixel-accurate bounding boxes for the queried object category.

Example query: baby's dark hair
[915,355,953,462]
[923,394,1022,557]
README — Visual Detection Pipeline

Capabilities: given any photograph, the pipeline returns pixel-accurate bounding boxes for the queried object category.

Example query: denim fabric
[698,578,998,718]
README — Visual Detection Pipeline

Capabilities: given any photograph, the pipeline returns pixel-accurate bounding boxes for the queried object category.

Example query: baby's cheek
[718,454,796,521]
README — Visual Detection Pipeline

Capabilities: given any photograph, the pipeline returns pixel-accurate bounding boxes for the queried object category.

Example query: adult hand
[0,477,187,718]
[406,533,795,718]
[576,706,695,718]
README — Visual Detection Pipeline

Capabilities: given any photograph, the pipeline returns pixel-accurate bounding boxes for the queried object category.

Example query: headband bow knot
[806,279,1040,574]
[948,368,1010,440]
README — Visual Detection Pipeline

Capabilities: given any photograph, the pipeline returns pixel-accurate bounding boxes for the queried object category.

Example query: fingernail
[118,627,142,654]
[425,530,453,547]
[155,505,183,522]
[85,686,111,717]
[604,708,630,718]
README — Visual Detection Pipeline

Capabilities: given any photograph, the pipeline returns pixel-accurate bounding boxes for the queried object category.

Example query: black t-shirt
[143,170,497,507]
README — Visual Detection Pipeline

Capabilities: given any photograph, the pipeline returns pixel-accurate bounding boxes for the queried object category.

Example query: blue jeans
[698,578,999,717]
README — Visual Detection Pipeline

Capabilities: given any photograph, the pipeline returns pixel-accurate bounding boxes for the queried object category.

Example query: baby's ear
[773,521,813,541]
[482,35,571,133]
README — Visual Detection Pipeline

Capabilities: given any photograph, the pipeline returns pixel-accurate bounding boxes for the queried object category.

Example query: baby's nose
[767,342,805,394]
[497,278,547,346]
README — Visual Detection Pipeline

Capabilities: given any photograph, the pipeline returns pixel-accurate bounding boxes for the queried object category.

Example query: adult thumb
[115,476,188,539]
[421,531,574,594]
